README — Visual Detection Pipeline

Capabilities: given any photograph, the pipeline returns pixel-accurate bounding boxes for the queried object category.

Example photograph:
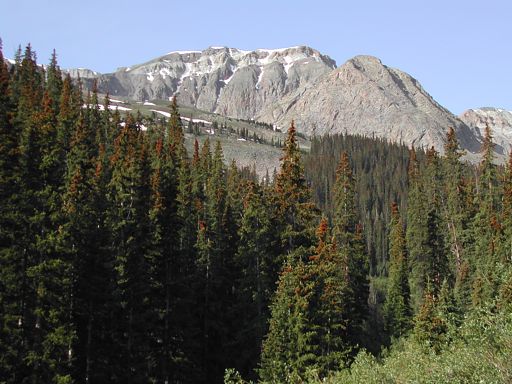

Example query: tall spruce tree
[26,88,76,383]
[500,151,512,264]
[260,218,354,381]
[233,181,278,379]
[107,115,152,382]
[307,218,352,376]
[406,147,428,311]
[274,121,318,261]
[45,49,63,114]
[260,121,320,382]
[443,128,472,310]
[383,202,411,340]
[259,257,311,383]
[0,40,28,382]
[413,288,447,353]
[194,141,237,382]
[331,152,369,349]
[470,126,501,305]
[423,148,449,296]
[408,147,449,309]
[13,44,47,382]
[146,133,177,383]
[61,109,110,382]
[443,128,467,273]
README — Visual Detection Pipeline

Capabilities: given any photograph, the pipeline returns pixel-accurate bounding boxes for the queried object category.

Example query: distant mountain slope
[63,47,510,159]
[70,46,335,118]
[459,107,512,156]
[258,55,481,154]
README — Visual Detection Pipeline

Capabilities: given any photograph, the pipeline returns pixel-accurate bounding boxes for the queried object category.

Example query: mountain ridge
[47,45,509,160]
[257,54,482,155]
[459,107,512,155]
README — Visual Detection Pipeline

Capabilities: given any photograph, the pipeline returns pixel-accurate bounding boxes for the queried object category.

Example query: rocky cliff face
[257,55,481,154]
[459,108,512,155]
[69,46,336,118]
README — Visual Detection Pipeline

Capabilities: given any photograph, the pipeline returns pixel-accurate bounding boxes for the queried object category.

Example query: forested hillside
[304,134,421,276]
[1,45,511,384]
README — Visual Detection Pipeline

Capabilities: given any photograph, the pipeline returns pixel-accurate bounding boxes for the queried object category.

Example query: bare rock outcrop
[258,55,481,154]
[460,108,512,156]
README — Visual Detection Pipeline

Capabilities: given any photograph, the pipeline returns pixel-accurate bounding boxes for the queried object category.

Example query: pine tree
[194,141,236,382]
[56,75,80,165]
[260,218,353,381]
[331,152,369,349]
[12,44,48,382]
[413,289,447,353]
[59,103,114,382]
[274,121,318,261]
[470,126,501,305]
[260,121,322,382]
[406,147,428,311]
[436,279,462,334]
[259,258,311,383]
[442,128,473,310]
[146,132,178,383]
[498,151,512,310]
[308,218,352,376]
[500,151,512,264]
[0,40,17,204]
[233,181,278,378]
[0,39,28,382]
[173,133,202,383]
[423,148,450,295]
[107,115,152,382]
[45,49,63,114]
[443,128,468,274]
[26,88,75,383]
[226,160,245,228]
[408,148,449,309]
[0,39,33,382]
[168,95,183,148]
[384,202,411,340]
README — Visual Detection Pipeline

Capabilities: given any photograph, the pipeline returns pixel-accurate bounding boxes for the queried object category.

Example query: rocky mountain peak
[71,45,337,118]
[459,107,512,155]
[348,55,383,70]
[257,55,482,154]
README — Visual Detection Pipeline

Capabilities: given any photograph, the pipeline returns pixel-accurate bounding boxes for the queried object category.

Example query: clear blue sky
[1,0,511,114]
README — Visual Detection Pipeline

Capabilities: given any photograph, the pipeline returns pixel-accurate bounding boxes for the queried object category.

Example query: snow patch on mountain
[123,46,336,88]
[151,109,170,118]
[255,68,264,90]
[83,104,132,111]
[181,116,212,125]
[167,50,201,55]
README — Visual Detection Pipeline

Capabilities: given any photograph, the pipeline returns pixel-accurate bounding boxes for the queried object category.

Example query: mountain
[73,46,336,118]
[459,107,512,156]
[66,46,508,159]
[257,55,482,154]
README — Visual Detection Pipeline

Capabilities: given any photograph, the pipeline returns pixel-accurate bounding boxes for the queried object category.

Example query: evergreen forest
[1,44,512,384]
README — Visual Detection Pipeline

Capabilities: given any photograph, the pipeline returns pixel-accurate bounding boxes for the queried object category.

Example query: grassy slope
[104,96,310,179]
